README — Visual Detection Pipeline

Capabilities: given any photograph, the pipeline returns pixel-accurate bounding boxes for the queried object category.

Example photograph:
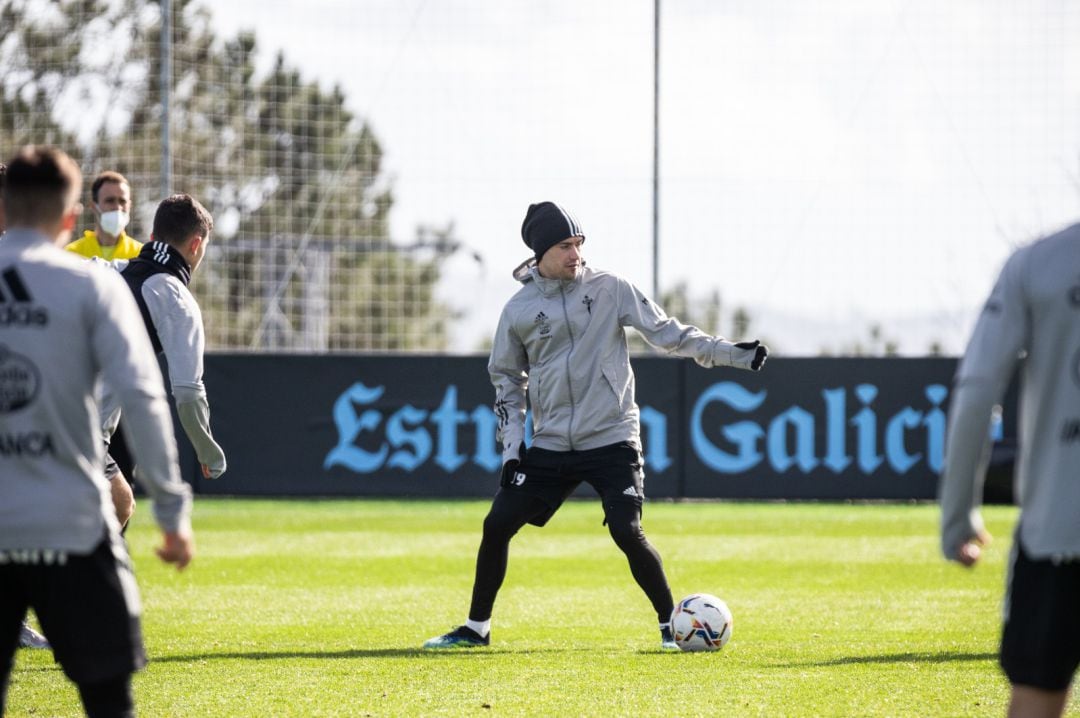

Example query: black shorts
[108,421,137,481]
[1000,539,1080,691]
[506,441,645,527]
[0,537,146,685]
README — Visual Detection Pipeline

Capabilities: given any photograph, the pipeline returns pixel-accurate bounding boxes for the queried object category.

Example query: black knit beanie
[521,202,584,261]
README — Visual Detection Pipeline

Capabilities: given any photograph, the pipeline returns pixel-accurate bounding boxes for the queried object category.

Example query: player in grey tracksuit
[940,221,1080,717]
[0,161,51,652]
[0,147,194,717]
[425,201,768,650]
[97,193,227,529]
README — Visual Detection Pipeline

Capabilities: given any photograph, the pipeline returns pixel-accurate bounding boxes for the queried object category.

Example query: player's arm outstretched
[616,277,767,371]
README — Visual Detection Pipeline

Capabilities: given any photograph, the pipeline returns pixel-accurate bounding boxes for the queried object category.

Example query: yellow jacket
[65,230,143,261]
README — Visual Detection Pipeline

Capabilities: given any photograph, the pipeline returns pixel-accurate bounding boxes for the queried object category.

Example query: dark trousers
[468,442,674,624]
[0,538,143,717]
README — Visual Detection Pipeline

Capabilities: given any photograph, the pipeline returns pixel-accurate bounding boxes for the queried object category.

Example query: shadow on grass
[780,650,997,668]
[151,646,589,663]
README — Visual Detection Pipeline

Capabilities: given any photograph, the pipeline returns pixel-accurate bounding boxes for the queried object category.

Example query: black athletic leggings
[468,489,674,624]
[78,674,134,718]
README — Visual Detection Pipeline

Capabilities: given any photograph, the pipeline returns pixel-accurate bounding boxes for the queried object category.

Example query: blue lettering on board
[323,377,966,481]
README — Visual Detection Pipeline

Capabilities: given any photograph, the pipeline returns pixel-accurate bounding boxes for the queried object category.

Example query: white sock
[465,618,490,637]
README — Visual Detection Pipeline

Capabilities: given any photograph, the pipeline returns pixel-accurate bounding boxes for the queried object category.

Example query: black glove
[735,340,769,371]
[499,442,525,487]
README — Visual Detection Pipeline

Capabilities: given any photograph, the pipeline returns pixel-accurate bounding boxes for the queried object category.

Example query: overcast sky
[210,0,1080,355]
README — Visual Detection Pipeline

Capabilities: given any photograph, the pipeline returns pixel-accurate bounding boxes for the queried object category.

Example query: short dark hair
[2,146,82,226]
[152,193,213,246]
[0,162,6,192]
[91,170,129,203]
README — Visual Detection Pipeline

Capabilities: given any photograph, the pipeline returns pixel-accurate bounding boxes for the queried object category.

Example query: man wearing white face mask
[65,170,142,262]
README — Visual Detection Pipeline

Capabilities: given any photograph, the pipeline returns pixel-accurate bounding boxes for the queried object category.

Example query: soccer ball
[670,593,733,652]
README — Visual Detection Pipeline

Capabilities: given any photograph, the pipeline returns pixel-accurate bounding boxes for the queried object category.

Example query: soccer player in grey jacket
[940,221,1080,718]
[0,161,52,652]
[0,146,194,717]
[97,193,227,531]
[425,201,768,649]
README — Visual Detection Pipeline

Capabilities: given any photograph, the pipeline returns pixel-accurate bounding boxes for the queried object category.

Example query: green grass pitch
[6,498,1073,717]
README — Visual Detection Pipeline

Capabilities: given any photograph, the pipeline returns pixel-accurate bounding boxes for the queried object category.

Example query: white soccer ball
[670,593,733,652]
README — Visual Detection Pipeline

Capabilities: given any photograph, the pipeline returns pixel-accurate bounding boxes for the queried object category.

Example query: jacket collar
[87,229,138,249]
[133,240,192,285]
[530,265,582,297]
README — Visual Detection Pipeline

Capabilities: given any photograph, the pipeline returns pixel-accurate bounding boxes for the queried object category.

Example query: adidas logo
[0,268,48,327]
[622,486,640,498]
[534,311,551,336]
[151,241,171,265]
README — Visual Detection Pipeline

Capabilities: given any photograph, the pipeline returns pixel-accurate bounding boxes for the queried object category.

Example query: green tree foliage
[0,0,450,351]
[0,1,85,158]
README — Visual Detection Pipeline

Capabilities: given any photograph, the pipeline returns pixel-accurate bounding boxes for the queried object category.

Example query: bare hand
[954,529,992,567]
[155,531,194,570]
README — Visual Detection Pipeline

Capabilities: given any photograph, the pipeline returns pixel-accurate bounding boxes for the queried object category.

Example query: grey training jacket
[489,264,761,465]
[940,222,1080,560]
[0,230,191,552]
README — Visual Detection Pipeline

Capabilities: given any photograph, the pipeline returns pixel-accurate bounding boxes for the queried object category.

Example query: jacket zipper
[560,283,576,450]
